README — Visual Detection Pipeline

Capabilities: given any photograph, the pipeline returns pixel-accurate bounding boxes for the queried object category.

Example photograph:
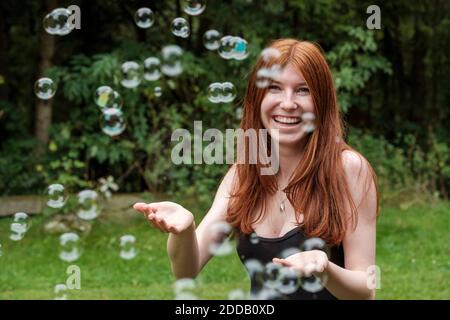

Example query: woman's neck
[276,143,305,188]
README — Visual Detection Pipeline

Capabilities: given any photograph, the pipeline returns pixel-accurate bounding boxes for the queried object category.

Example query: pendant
[280,202,285,212]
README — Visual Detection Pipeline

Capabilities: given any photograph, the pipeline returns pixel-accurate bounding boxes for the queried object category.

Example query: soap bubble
[221,82,237,103]
[275,266,301,295]
[260,48,281,62]
[134,7,154,29]
[10,212,29,241]
[59,232,80,262]
[235,107,243,120]
[208,221,233,256]
[233,37,249,60]
[171,17,190,38]
[54,284,68,300]
[101,107,126,137]
[183,0,206,16]
[161,45,183,77]
[45,183,68,209]
[207,82,223,103]
[301,112,316,133]
[95,86,123,109]
[299,237,329,293]
[174,278,198,300]
[76,190,99,220]
[203,29,221,50]
[249,232,259,244]
[256,64,282,88]
[263,262,283,289]
[218,35,236,60]
[43,8,72,36]
[143,57,161,81]
[120,61,141,89]
[154,86,162,97]
[35,77,56,100]
[119,235,137,260]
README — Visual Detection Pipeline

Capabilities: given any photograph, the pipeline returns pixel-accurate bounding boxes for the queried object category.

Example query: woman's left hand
[272,250,329,278]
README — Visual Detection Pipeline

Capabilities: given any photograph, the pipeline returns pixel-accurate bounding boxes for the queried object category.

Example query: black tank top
[235,226,345,300]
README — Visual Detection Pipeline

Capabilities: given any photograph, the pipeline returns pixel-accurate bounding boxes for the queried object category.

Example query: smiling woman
[133,38,380,300]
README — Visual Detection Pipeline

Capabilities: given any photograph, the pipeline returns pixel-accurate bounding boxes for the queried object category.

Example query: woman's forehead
[273,64,307,85]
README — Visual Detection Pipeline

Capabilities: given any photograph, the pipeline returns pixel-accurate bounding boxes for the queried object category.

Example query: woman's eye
[296,87,309,95]
[268,85,280,91]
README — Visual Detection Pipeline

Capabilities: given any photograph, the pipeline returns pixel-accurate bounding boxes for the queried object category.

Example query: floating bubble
[301,112,316,133]
[119,235,137,260]
[208,221,233,256]
[161,45,183,77]
[276,266,301,294]
[300,237,330,256]
[228,289,247,300]
[10,212,29,241]
[221,82,237,103]
[120,61,141,89]
[249,232,259,244]
[76,190,99,220]
[183,0,206,16]
[203,29,221,50]
[244,259,265,287]
[279,247,301,259]
[43,8,72,36]
[260,47,281,62]
[263,262,283,289]
[154,86,162,97]
[95,86,123,109]
[171,17,190,38]
[174,278,197,300]
[45,183,68,209]
[207,82,223,103]
[301,274,327,293]
[101,107,126,137]
[54,284,68,300]
[59,232,80,262]
[218,35,236,60]
[233,37,249,60]
[143,57,161,81]
[34,77,57,100]
[256,65,282,88]
[134,7,154,29]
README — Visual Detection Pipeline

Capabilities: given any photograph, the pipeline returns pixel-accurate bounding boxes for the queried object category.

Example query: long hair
[226,39,379,246]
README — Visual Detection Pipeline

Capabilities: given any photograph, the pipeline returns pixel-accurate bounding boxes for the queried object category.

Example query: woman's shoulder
[341,149,370,177]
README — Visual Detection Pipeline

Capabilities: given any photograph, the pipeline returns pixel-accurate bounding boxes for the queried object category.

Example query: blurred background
[0,0,449,299]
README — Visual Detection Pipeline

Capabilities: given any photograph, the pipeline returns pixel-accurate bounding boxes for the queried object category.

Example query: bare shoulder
[341,150,368,176]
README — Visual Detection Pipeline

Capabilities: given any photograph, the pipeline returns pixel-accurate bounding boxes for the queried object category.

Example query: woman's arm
[324,150,378,299]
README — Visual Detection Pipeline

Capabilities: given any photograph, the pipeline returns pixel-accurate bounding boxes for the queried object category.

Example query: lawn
[0,196,449,300]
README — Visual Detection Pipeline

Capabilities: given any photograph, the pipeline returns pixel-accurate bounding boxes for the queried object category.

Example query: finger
[272,258,292,267]
[147,213,164,231]
[133,202,148,213]
[158,217,173,233]
[303,262,318,277]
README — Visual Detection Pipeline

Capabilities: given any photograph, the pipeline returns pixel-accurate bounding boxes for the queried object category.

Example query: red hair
[226,39,379,246]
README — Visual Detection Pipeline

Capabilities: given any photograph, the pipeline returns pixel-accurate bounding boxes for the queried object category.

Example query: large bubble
[134,7,154,29]
[203,30,221,51]
[120,61,141,89]
[35,77,57,100]
[59,232,80,262]
[43,8,73,36]
[76,190,99,220]
[100,107,126,137]
[171,17,190,38]
[161,45,183,77]
[45,183,68,209]
[183,0,206,16]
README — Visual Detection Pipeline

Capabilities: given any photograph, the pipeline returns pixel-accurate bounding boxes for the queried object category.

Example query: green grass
[0,199,449,300]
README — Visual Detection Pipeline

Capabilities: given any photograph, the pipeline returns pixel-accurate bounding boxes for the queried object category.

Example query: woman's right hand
[133,201,194,234]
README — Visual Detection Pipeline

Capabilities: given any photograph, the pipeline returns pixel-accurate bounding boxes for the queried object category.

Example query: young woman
[133,38,379,300]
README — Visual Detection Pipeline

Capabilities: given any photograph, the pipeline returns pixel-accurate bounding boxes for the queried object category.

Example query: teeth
[273,116,301,124]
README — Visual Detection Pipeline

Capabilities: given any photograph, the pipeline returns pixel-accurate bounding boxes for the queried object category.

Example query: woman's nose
[279,92,297,109]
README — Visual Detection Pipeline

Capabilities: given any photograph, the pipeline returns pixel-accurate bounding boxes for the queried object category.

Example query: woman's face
[260,63,315,147]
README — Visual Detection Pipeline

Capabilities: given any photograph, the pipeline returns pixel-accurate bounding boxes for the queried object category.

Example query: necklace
[279,189,288,213]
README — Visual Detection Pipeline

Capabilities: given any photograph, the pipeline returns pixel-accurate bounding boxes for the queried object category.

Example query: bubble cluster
[134,7,154,29]
[171,17,190,38]
[208,221,233,256]
[260,47,281,62]
[218,36,249,60]
[143,57,161,81]
[203,30,221,51]
[207,82,236,103]
[120,61,141,89]
[34,77,57,100]
[101,108,126,137]
[45,183,68,209]
[119,235,137,260]
[161,45,183,77]
[183,0,206,16]
[174,278,197,300]
[10,212,30,241]
[76,190,99,220]
[95,86,123,109]
[43,8,73,36]
[59,232,80,262]
[299,238,330,293]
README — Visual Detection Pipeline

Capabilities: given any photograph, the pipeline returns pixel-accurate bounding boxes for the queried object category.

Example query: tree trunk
[35,0,57,154]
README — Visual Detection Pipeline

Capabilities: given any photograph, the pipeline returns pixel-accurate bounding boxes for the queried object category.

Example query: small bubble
[183,0,206,16]
[208,221,233,256]
[54,284,68,300]
[203,29,221,51]
[174,278,197,300]
[249,232,259,244]
[154,86,162,97]
[120,61,141,89]
[221,82,237,103]
[43,8,72,36]
[95,86,123,109]
[143,57,161,81]
[76,190,99,220]
[171,17,190,38]
[59,232,80,262]
[35,77,57,100]
[100,108,126,137]
[10,212,29,241]
[260,48,281,63]
[120,235,137,260]
[134,7,154,29]
[45,183,68,209]
[161,45,183,77]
